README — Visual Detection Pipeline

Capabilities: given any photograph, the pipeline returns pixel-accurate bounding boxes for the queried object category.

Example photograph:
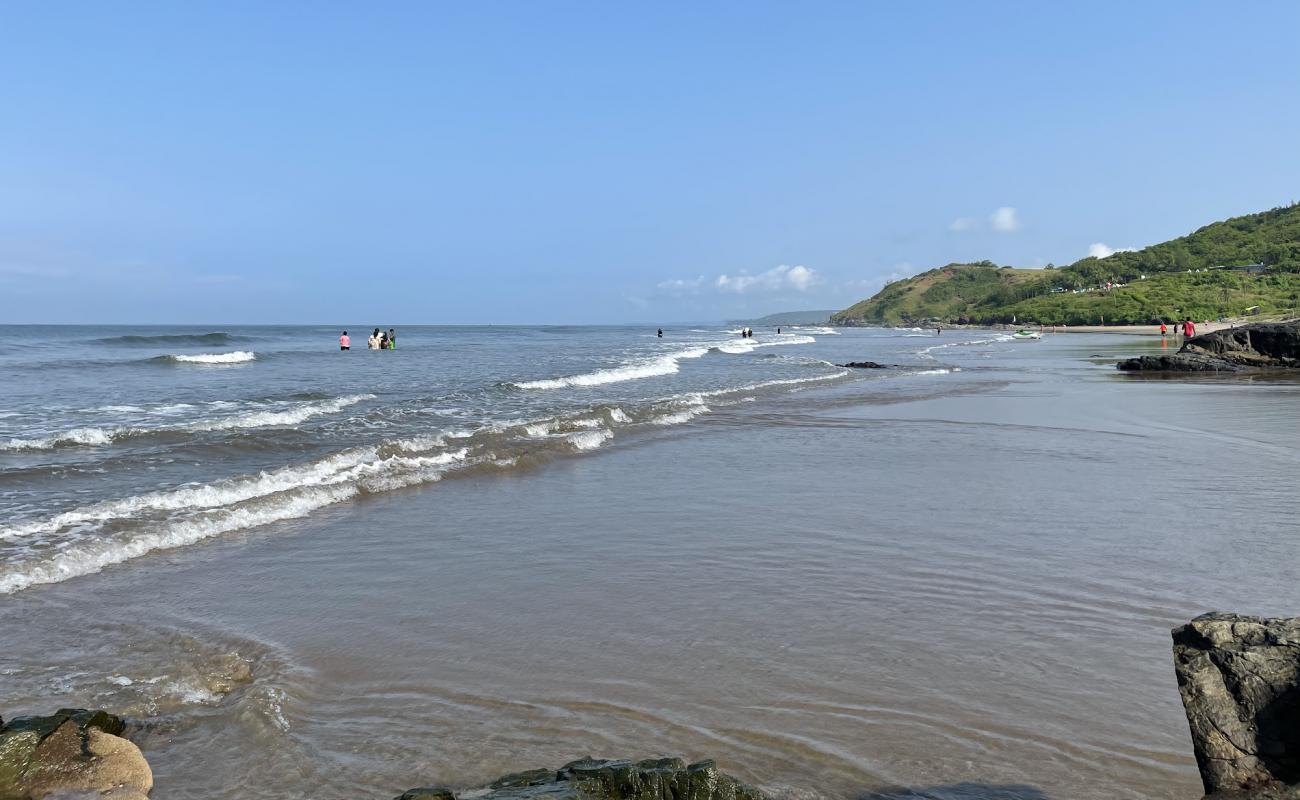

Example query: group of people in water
[739,328,755,338]
[338,329,396,351]
[1158,319,1198,338]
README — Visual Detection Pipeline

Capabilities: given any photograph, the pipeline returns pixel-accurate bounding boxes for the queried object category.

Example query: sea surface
[2,324,1297,799]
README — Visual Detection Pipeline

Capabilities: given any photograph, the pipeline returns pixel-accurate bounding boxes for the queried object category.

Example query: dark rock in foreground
[1174,613,1300,798]
[1119,322,1300,372]
[394,757,767,800]
[841,361,892,369]
[0,708,151,799]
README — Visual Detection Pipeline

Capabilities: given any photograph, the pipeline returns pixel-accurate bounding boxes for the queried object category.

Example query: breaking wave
[0,395,374,452]
[167,351,257,364]
[792,326,839,335]
[0,396,734,593]
[513,347,711,390]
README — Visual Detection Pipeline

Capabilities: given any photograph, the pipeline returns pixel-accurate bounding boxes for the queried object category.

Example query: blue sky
[2,2,1298,324]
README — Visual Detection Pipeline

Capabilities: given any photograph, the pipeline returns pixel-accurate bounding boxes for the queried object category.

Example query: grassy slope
[833,204,1300,326]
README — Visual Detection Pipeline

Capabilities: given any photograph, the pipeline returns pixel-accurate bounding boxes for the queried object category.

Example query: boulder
[392,757,767,800]
[0,710,151,800]
[1173,613,1300,798]
[1117,353,1244,372]
[1119,322,1300,372]
[841,361,891,369]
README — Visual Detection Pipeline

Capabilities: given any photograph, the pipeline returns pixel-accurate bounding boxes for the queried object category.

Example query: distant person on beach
[657,328,662,338]
[776,327,781,334]
[1183,319,1196,338]
[368,328,381,349]
[1159,322,1167,336]
[388,329,396,349]
[339,331,350,350]
[936,326,942,336]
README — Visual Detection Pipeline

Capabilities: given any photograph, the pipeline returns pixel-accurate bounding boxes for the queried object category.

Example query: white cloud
[715,264,819,294]
[990,207,1021,233]
[949,217,977,232]
[656,275,706,291]
[1088,243,1115,259]
[1087,243,1135,259]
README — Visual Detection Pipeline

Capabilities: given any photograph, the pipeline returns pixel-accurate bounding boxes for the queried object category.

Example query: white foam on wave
[0,447,472,594]
[0,395,375,453]
[513,347,710,390]
[699,370,849,398]
[650,404,711,426]
[569,429,614,451]
[793,326,839,335]
[0,483,361,594]
[715,334,817,354]
[1,427,115,452]
[917,333,1015,360]
[186,394,374,432]
[0,444,382,541]
[915,368,962,376]
[170,351,257,364]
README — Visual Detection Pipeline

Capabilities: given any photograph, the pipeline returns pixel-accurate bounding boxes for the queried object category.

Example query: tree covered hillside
[833,203,1300,326]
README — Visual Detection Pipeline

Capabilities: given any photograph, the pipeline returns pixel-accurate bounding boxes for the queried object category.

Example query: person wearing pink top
[339,331,351,351]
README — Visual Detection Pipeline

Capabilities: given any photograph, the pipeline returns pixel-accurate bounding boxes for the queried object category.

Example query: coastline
[5,331,1300,799]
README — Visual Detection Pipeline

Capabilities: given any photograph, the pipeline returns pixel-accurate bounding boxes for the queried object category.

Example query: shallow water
[2,326,1298,799]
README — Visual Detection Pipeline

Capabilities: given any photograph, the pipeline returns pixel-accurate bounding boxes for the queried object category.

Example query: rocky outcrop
[1173,613,1300,798]
[0,709,151,800]
[1119,322,1300,372]
[841,361,892,369]
[393,757,767,800]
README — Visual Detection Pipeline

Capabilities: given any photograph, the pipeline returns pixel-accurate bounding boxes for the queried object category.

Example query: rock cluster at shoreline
[395,757,767,800]
[1174,613,1300,799]
[1118,322,1300,372]
[0,709,151,800]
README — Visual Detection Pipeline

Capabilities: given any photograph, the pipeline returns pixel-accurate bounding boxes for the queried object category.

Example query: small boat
[1011,329,1042,340]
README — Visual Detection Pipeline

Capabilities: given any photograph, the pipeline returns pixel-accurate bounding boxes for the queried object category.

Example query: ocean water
[2,324,1298,799]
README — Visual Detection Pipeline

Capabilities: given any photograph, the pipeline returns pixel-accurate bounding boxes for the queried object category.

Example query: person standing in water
[1183,318,1196,338]
[657,328,662,338]
[1159,322,1167,336]
[368,328,381,349]
[339,331,350,350]
[387,329,397,349]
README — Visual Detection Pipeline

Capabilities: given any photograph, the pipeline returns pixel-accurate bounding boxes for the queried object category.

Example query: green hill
[833,203,1300,326]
